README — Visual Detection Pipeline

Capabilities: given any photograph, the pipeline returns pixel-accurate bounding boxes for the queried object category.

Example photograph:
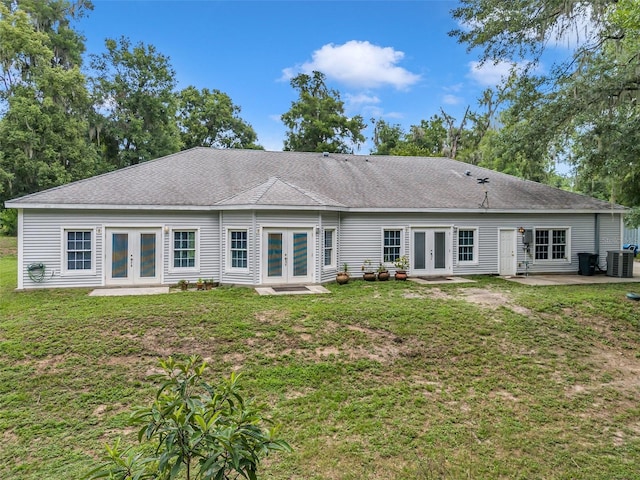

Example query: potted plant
[394,255,409,280]
[177,279,189,291]
[336,263,350,285]
[196,278,205,290]
[377,262,390,281]
[361,259,376,281]
[204,278,216,290]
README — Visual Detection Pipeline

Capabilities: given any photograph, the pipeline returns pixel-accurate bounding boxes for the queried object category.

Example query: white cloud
[468,60,542,87]
[443,83,464,93]
[282,40,421,90]
[442,94,463,105]
[544,4,601,50]
[468,60,513,86]
[346,93,380,106]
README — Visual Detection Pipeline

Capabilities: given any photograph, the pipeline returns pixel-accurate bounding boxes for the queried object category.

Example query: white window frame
[226,228,249,271]
[61,227,96,275]
[533,226,571,262]
[457,227,479,265]
[323,228,336,269]
[169,228,200,273]
[382,228,403,264]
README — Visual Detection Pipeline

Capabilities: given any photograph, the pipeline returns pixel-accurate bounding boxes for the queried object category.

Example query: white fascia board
[347,207,625,214]
[6,202,623,215]
[6,202,348,212]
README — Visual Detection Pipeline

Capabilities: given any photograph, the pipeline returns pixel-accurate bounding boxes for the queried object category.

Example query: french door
[412,227,452,276]
[262,228,313,284]
[105,228,161,285]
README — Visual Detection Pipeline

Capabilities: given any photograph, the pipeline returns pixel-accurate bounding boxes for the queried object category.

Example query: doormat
[255,285,331,296]
[272,286,310,292]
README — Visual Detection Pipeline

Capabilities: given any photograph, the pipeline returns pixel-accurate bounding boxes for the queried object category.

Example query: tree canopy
[0,0,101,205]
[0,0,263,233]
[177,86,260,150]
[281,71,366,153]
[450,0,640,209]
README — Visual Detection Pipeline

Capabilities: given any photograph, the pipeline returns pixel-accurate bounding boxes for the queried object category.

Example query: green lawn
[1,235,640,479]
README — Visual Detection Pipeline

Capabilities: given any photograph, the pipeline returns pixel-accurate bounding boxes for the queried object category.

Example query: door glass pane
[414,232,425,270]
[140,233,156,278]
[434,232,446,269]
[293,233,308,277]
[112,233,128,278]
[268,233,282,277]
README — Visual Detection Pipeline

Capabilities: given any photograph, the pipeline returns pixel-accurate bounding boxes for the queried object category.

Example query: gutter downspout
[594,213,600,267]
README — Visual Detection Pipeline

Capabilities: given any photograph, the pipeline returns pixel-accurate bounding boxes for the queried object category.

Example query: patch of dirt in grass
[255,310,288,324]
[258,322,423,364]
[20,353,79,374]
[119,327,221,358]
[2,428,18,446]
[222,352,246,371]
[408,286,532,315]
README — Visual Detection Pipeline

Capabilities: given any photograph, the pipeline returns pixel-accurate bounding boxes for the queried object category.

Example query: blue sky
[76,1,555,152]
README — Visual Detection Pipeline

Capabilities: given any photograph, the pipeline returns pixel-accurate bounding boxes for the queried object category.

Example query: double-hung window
[458,228,477,263]
[229,230,248,269]
[173,230,197,268]
[383,229,402,263]
[323,229,335,267]
[65,230,93,271]
[535,228,568,260]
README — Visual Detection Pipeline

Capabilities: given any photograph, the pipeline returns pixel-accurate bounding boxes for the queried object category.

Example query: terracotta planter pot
[363,272,376,281]
[394,271,407,281]
[336,273,349,285]
[377,271,390,281]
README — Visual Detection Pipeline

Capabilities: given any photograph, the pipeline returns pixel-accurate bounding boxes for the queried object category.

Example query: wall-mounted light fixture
[164,225,170,234]
[518,226,525,234]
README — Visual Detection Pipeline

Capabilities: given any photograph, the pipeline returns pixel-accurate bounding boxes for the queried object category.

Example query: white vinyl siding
[18,210,219,289]
[15,208,625,289]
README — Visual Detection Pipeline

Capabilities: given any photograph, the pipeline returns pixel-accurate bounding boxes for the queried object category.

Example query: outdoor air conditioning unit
[606,250,635,278]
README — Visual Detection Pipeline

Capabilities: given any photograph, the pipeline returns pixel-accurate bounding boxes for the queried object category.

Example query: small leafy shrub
[0,208,17,236]
[87,355,291,480]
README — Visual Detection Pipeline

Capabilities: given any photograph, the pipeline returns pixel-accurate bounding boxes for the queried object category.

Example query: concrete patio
[502,271,640,286]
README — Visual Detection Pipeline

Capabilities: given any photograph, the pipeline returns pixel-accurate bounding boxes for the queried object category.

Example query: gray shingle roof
[6,148,624,212]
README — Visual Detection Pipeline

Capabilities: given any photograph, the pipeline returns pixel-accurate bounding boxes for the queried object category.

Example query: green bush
[0,208,17,236]
[86,355,291,480]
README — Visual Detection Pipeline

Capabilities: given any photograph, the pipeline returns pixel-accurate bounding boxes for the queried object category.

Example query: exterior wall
[598,213,626,268]
[320,212,340,284]
[339,212,624,277]
[17,207,624,289]
[220,210,333,286]
[19,209,219,289]
[624,226,639,245]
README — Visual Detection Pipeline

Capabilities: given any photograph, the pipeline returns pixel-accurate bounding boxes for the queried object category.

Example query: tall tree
[177,86,261,149]
[450,0,640,204]
[281,71,366,153]
[90,36,181,167]
[0,0,100,208]
[370,119,403,155]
